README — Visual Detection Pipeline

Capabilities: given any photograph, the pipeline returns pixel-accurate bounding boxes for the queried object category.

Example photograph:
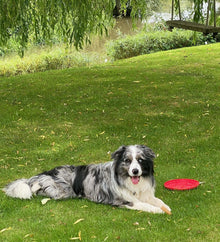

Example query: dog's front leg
[139,191,171,214]
[147,197,171,213]
[124,201,164,214]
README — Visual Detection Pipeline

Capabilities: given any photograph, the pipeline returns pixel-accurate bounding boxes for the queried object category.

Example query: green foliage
[0,44,219,241]
[106,29,208,60]
[0,0,115,56]
[192,0,205,22]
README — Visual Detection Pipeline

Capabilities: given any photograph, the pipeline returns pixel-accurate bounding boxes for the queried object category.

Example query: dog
[3,145,171,214]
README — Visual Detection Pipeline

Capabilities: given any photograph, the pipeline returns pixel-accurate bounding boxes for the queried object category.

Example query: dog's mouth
[131,176,140,185]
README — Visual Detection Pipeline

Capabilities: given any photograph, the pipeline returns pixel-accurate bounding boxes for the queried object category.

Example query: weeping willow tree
[0,0,158,56]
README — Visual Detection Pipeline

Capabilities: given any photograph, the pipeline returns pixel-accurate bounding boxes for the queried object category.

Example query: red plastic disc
[164,179,200,190]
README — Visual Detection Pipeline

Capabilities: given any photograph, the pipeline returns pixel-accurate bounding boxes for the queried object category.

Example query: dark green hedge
[106,30,210,60]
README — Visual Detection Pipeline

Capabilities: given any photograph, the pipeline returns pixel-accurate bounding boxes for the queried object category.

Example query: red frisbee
[164,178,200,190]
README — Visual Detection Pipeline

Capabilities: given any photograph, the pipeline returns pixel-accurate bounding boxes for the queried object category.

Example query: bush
[106,29,210,60]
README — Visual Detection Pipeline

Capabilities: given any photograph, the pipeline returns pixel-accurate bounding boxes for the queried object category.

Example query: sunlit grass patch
[0,44,107,77]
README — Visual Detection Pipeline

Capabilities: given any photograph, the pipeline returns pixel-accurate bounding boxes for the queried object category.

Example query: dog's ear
[139,145,156,159]
[111,145,126,160]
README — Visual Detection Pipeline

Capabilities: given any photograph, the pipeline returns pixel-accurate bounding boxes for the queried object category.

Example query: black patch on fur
[137,145,155,178]
[123,201,134,206]
[138,145,156,159]
[112,145,127,185]
[111,145,126,160]
[40,165,75,179]
[40,166,63,178]
[140,158,154,177]
[72,165,89,196]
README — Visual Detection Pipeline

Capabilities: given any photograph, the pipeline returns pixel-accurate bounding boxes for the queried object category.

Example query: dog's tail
[3,178,40,199]
[3,165,75,200]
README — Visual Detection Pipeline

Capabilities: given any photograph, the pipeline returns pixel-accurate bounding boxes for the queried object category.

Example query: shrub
[106,29,209,60]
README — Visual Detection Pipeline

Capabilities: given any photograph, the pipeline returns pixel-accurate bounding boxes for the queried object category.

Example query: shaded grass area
[0,43,219,241]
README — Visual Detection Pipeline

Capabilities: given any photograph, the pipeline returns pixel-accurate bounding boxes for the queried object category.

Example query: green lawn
[0,43,219,241]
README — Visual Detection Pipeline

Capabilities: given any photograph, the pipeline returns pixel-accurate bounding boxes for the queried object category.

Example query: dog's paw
[163,203,171,211]
[161,204,171,215]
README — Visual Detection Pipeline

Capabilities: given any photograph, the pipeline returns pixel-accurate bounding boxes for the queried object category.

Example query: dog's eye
[138,158,143,163]
[124,159,131,164]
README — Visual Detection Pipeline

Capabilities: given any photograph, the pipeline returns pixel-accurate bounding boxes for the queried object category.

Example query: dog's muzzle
[130,168,141,185]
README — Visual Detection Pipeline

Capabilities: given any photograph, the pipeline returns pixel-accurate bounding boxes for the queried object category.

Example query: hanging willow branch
[174,0,213,23]
[0,0,116,56]
[193,0,208,22]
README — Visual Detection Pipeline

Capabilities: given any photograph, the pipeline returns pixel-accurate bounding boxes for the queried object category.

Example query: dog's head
[112,145,155,185]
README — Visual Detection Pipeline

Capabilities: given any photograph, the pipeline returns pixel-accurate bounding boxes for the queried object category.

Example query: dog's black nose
[132,168,139,175]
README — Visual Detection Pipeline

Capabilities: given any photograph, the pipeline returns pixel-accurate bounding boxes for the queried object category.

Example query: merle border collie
[3,145,171,214]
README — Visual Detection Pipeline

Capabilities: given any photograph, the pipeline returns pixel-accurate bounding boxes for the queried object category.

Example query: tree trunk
[113,0,121,16]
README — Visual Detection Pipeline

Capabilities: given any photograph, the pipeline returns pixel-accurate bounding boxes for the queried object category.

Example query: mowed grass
[0,43,219,241]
